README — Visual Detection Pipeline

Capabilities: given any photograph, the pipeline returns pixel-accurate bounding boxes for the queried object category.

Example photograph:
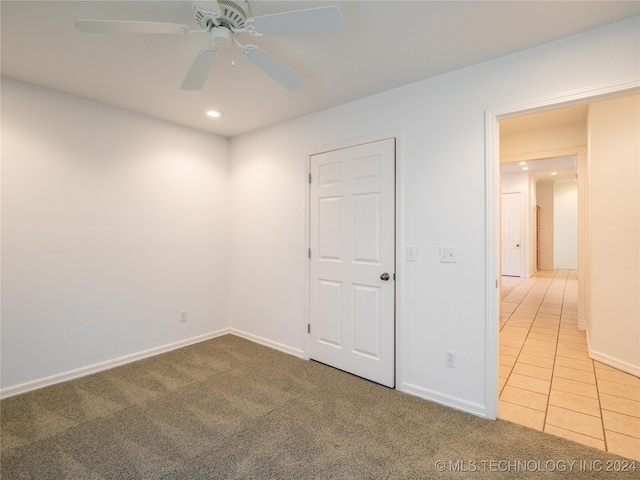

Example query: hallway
[499,270,640,461]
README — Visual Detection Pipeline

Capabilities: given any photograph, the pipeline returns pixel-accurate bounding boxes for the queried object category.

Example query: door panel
[352,283,381,358]
[353,193,380,263]
[309,138,395,387]
[319,197,343,260]
[318,280,342,347]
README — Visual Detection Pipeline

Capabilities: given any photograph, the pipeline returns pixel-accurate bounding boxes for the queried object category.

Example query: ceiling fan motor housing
[195,0,249,30]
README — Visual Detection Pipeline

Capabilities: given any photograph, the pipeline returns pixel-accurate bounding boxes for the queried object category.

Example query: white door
[309,138,395,387]
[501,192,522,277]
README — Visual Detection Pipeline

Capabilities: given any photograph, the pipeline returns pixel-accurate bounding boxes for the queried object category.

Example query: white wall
[587,94,640,375]
[537,182,555,270]
[1,79,230,391]
[228,17,640,414]
[554,181,578,269]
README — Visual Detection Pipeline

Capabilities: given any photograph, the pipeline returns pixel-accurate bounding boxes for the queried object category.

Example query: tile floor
[499,269,640,461]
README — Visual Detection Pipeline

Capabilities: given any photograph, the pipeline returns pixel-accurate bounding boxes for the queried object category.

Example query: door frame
[484,78,639,419]
[303,130,404,387]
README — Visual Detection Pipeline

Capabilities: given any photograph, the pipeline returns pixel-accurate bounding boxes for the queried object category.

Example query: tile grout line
[542,269,562,433]
[499,273,544,396]
[500,271,555,401]
[498,275,530,395]
[562,269,608,451]
[593,361,609,452]
[543,270,605,442]
[501,270,640,458]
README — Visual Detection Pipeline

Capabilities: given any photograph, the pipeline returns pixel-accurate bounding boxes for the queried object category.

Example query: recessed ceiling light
[519,161,527,165]
[522,167,529,170]
[550,172,558,176]
[206,110,223,118]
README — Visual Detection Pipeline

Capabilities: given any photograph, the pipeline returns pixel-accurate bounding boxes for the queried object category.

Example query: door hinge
[308,173,312,184]
[308,248,311,259]
[307,323,311,333]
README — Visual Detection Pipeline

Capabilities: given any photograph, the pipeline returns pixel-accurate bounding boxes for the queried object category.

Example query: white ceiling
[2,1,638,137]
[500,104,588,182]
[500,91,637,183]
[501,155,577,183]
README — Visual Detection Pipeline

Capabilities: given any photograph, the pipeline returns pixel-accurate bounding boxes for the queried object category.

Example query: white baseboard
[230,328,304,359]
[0,329,230,399]
[399,382,487,418]
[577,318,587,331]
[586,332,640,377]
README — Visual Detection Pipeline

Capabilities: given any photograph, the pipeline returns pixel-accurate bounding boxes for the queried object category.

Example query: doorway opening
[501,154,579,276]
[484,78,639,419]
[486,80,639,458]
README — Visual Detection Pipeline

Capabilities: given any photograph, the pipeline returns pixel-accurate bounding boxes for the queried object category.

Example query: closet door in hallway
[502,192,522,277]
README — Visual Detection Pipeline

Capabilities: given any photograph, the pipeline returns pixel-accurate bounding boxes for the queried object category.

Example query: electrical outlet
[180,310,187,323]
[440,246,457,263]
[445,350,456,368]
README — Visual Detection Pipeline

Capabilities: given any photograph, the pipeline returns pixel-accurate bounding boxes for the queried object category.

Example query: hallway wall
[554,181,578,269]
[587,94,640,375]
[537,182,555,270]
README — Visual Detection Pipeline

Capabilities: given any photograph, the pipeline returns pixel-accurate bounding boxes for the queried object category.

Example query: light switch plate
[406,246,417,261]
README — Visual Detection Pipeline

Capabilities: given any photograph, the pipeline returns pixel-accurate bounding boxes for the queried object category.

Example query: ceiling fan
[74,1,345,92]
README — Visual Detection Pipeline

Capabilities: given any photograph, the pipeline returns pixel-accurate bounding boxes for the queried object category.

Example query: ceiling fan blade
[74,19,191,35]
[243,47,306,91]
[181,48,218,91]
[247,6,345,36]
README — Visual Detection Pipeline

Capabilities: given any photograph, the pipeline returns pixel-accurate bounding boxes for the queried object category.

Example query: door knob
[516,244,520,247]
[380,272,390,281]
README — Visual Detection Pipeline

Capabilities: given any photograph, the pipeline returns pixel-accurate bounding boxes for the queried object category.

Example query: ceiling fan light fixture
[211,26,233,47]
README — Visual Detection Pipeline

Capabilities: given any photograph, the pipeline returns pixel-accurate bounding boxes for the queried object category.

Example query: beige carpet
[1,335,636,479]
